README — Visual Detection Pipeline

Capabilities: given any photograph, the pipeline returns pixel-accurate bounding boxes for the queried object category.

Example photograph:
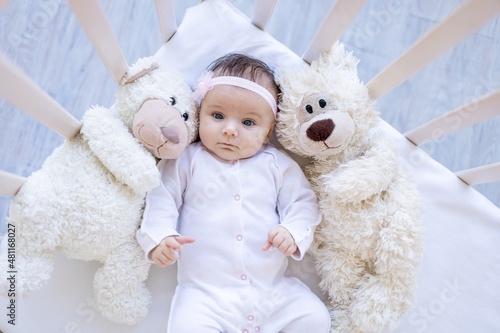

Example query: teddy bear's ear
[123,63,159,85]
[311,42,359,75]
[120,56,160,85]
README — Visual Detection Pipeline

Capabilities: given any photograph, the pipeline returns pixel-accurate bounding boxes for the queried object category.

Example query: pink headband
[193,71,277,118]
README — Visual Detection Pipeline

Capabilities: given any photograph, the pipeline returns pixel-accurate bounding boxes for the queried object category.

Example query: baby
[137,53,330,333]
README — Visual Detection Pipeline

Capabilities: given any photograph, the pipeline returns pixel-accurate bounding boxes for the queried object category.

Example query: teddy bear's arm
[323,136,399,203]
[81,106,160,196]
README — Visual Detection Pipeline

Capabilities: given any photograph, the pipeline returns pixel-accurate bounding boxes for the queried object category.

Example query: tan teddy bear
[276,43,424,332]
[0,56,198,325]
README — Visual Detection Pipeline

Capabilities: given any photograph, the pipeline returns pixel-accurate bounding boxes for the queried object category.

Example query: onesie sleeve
[136,147,192,262]
[275,151,321,261]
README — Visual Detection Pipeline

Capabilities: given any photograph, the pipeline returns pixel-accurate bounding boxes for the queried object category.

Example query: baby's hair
[208,53,280,101]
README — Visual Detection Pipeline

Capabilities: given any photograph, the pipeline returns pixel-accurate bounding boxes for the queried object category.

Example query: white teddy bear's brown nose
[306,119,335,142]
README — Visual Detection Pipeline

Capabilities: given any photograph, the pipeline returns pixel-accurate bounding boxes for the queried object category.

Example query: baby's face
[199,85,276,162]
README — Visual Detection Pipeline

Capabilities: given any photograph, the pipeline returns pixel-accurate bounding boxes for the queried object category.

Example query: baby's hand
[262,226,297,256]
[151,235,195,267]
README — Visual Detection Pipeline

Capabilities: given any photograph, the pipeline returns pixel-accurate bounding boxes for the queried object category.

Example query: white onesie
[137,142,331,333]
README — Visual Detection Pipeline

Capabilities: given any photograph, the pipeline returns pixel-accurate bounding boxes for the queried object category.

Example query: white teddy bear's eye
[170,97,176,106]
[319,99,327,108]
[182,113,189,121]
[306,105,314,114]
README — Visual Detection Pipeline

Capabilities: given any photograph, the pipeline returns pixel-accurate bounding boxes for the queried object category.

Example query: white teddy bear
[0,56,198,325]
[276,43,424,332]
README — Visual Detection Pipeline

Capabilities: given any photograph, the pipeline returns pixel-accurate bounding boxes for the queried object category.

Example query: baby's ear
[265,121,276,143]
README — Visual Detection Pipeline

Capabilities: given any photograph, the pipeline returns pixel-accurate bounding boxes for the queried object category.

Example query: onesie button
[247,315,254,321]
[234,194,240,201]
[240,274,247,280]
[236,234,243,242]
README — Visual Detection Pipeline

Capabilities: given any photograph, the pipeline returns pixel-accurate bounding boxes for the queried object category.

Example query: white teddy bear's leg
[16,251,55,296]
[0,241,54,297]
[349,212,422,332]
[93,241,151,325]
[315,246,366,333]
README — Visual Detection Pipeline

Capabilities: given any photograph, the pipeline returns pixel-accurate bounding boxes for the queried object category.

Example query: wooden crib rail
[405,89,500,146]
[67,0,128,86]
[366,0,500,100]
[252,0,278,31]
[0,171,26,197]
[155,0,177,43]
[302,0,368,64]
[456,162,500,186]
[0,53,81,139]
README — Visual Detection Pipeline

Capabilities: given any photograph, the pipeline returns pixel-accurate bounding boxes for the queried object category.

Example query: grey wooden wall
[0,0,499,234]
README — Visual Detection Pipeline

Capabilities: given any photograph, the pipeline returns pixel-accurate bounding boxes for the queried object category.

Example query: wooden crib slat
[155,0,177,43]
[67,0,128,85]
[0,170,27,197]
[0,53,81,139]
[405,89,500,146]
[251,0,277,31]
[455,162,500,185]
[366,0,500,100]
[302,0,368,64]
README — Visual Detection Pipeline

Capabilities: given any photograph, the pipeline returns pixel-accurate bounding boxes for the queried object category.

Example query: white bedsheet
[1,1,499,332]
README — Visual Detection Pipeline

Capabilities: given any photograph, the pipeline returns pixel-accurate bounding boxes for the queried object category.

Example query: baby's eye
[242,120,254,127]
[213,113,224,120]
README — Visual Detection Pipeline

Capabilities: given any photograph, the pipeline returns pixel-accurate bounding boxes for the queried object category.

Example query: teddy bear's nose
[160,126,180,144]
[306,119,335,142]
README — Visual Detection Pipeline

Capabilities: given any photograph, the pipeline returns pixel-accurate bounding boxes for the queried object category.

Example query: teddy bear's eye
[170,97,176,106]
[182,113,189,121]
[319,99,327,108]
[306,105,314,114]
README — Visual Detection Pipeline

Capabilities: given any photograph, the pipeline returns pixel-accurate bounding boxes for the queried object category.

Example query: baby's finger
[277,238,292,253]
[160,245,179,263]
[175,236,196,246]
[262,240,273,252]
[165,236,195,251]
[283,244,298,257]
[163,237,183,251]
[272,234,286,249]
[153,252,171,267]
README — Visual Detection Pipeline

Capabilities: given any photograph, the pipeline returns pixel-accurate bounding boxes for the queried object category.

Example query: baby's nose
[223,124,238,137]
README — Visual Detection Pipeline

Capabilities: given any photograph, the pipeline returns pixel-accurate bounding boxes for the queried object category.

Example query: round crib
[0,0,499,332]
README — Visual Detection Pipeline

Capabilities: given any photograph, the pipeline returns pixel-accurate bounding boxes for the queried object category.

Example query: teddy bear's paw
[134,166,161,194]
[331,307,358,333]
[324,174,376,205]
[1,254,54,297]
[349,296,399,332]
[94,257,152,325]
[95,282,151,325]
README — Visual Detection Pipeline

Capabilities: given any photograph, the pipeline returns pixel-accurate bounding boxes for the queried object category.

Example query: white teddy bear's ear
[120,56,159,85]
[311,42,359,76]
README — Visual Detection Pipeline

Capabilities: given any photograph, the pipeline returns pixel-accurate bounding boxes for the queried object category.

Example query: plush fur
[0,57,198,325]
[276,43,424,332]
